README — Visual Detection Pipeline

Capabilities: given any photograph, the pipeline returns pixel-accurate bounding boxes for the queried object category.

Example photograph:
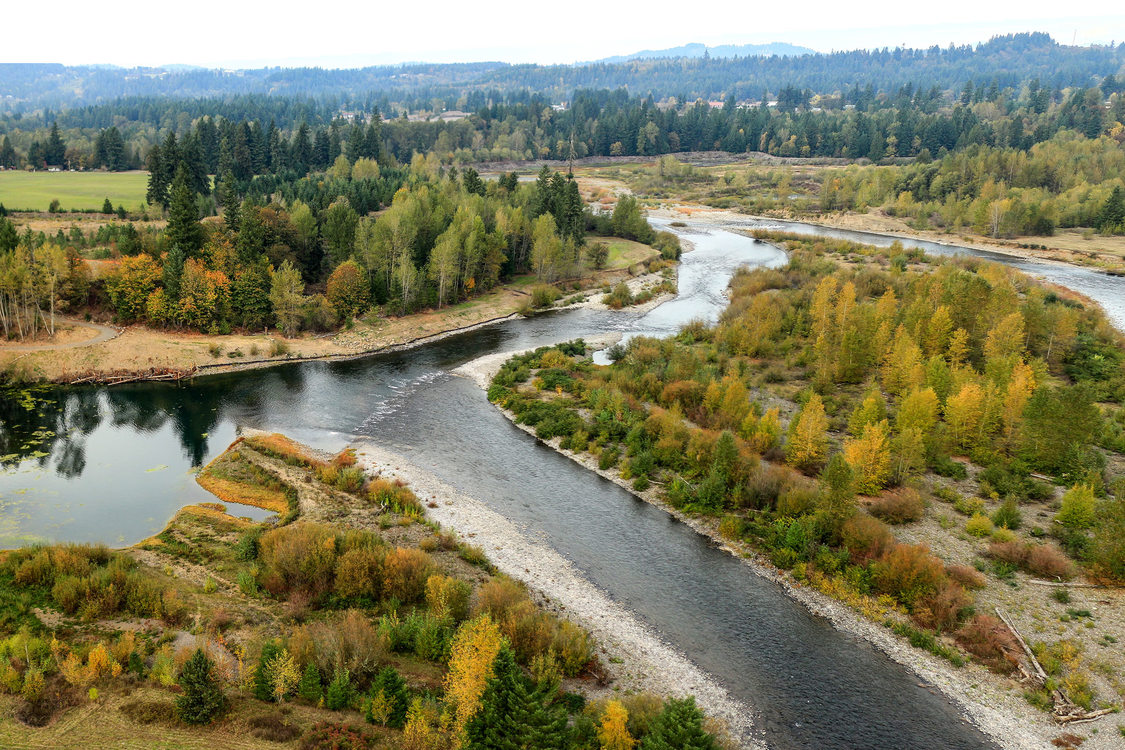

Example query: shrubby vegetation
[489,233,1125,690]
[0,434,720,746]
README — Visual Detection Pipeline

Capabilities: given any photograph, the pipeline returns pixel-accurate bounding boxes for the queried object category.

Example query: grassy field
[0,170,149,212]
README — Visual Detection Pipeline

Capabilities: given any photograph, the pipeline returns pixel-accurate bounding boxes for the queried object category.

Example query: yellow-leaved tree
[945,382,986,451]
[402,697,439,750]
[1001,360,1036,445]
[444,615,503,741]
[598,700,636,750]
[881,325,924,396]
[785,392,829,471]
[844,420,892,495]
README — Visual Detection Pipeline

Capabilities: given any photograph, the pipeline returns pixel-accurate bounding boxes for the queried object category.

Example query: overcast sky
[3,3,1124,68]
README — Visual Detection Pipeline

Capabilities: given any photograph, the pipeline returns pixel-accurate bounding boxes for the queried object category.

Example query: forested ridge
[2,33,1121,108]
[3,43,1123,175]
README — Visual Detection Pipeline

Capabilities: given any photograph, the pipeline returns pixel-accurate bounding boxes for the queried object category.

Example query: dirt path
[1,318,120,351]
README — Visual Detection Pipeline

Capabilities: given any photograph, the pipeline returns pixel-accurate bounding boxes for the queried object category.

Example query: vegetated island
[0,431,733,749]
[479,232,1125,749]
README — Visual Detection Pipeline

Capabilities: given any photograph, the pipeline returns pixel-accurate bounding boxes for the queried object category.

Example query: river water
[4,218,1123,748]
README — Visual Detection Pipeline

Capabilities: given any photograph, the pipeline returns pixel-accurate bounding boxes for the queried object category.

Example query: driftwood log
[994,607,1117,724]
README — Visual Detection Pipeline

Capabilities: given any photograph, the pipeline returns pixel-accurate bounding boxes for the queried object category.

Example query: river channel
[4,217,1123,748]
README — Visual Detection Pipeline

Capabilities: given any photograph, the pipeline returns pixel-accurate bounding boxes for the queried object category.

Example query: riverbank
[650,204,1125,275]
[456,349,1106,750]
[350,439,759,749]
[0,241,661,384]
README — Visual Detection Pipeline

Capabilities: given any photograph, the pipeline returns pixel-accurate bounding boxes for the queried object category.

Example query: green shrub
[953,496,985,516]
[552,620,594,677]
[966,513,993,537]
[598,447,620,470]
[529,285,560,309]
[412,613,453,662]
[991,498,1022,530]
[602,282,634,309]
[930,454,968,479]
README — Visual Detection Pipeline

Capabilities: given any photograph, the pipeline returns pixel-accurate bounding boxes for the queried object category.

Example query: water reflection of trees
[2,359,313,477]
[2,380,232,476]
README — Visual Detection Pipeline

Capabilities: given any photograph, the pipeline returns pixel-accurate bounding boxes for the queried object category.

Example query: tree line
[4,71,1123,178]
[0,162,635,340]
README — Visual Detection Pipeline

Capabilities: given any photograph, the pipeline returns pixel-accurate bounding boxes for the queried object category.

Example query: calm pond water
[5,218,1122,748]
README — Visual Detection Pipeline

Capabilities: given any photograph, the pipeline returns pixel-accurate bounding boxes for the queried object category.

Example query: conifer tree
[166,166,204,256]
[325,669,352,710]
[297,661,322,703]
[370,666,408,728]
[253,642,282,702]
[176,649,226,724]
[464,646,568,750]
[820,453,856,531]
[145,145,168,208]
[45,122,66,166]
[640,697,716,750]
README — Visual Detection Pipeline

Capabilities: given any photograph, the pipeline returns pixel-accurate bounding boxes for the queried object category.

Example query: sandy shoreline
[351,440,760,749]
[452,349,1097,750]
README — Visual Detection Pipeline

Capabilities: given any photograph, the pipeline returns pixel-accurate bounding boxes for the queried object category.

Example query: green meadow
[0,170,149,212]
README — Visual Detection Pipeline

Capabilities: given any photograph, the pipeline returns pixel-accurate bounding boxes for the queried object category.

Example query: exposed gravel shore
[351,440,761,749]
[451,350,1099,750]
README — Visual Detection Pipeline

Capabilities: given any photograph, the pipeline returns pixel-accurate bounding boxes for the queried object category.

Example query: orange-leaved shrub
[867,488,925,524]
[946,564,986,590]
[912,580,971,632]
[954,614,1020,674]
[381,548,435,603]
[840,514,893,564]
[1025,544,1075,580]
[258,523,338,597]
[871,543,947,608]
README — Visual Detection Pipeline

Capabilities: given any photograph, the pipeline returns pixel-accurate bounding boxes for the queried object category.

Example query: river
[3,218,1123,748]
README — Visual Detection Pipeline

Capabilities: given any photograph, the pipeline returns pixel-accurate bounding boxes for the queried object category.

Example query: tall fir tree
[368,666,408,728]
[45,122,67,166]
[145,144,168,207]
[165,165,205,256]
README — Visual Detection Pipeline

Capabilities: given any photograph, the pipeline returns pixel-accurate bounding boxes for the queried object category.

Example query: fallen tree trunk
[994,607,1117,724]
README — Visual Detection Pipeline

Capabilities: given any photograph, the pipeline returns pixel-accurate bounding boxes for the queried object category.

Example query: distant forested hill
[592,41,817,64]
[1,34,1121,110]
